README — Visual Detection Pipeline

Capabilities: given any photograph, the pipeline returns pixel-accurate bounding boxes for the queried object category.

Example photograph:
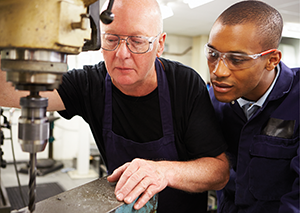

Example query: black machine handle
[83,1,101,51]
[100,0,115,25]
[83,0,115,51]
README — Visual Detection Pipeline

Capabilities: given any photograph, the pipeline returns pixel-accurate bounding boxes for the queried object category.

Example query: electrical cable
[9,110,26,207]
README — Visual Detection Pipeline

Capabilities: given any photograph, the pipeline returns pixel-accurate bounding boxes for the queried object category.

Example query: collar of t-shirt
[237,64,281,109]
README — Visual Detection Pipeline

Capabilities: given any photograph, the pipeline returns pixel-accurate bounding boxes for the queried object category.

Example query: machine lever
[100,0,115,25]
[82,1,101,51]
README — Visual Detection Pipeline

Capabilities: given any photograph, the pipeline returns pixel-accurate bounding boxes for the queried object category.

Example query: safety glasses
[204,44,277,70]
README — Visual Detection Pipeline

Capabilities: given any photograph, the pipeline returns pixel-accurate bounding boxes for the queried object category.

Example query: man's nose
[212,58,231,78]
[115,39,131,58]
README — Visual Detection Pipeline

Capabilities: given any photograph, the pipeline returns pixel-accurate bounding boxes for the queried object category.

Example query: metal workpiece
[31,177,158,213]
[11,177,158,213]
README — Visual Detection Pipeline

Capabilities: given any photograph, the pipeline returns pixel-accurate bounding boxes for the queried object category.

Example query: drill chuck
[18,95,49,154]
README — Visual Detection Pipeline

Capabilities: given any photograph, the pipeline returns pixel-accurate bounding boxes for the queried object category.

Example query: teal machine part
[115,195,158,213]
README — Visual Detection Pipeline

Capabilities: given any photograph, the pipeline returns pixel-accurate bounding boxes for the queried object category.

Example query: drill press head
[0,0,100,153]
[0,0,97,92]
[0,1,112,211]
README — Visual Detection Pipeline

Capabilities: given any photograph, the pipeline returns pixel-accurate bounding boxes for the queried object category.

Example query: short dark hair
[217,0,283,50]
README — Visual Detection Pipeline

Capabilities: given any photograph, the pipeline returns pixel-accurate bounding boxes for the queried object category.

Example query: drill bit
[28,153,37,212]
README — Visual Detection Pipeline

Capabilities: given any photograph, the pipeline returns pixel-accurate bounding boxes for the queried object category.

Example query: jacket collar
[228,61,294,120]
[266,61,294,102]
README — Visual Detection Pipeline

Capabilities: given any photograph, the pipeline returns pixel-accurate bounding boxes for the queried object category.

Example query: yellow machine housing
[0,0,97,54]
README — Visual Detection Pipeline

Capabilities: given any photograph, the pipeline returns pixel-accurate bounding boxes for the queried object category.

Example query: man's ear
[156,33,167,57]
[265,50,282,71]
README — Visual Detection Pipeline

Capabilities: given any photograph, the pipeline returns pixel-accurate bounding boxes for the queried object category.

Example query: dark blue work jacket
[209,62,299,213]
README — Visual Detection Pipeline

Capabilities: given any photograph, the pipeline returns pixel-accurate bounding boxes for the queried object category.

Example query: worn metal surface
[34,177,122,213]
[30,177,158,213]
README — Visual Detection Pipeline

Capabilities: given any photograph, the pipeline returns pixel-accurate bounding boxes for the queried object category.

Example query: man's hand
[107,158,168,210]
[107,153,230,210]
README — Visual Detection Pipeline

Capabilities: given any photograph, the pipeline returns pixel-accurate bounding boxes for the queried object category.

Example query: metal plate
[34,177,122,213]
[32,177,157,213]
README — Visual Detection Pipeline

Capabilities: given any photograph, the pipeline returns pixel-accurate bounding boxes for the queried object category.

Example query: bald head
[101,0,163,34]
[215,0,283,50]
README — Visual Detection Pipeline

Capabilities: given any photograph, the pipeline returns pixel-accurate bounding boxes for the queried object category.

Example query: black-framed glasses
[204,43,277,70]
[101,32,160,54]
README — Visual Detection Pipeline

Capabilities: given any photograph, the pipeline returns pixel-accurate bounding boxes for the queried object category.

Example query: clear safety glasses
[101,33,160,54]
[204,43,277,70]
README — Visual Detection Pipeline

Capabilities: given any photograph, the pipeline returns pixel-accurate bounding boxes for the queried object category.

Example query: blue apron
[102,58,206,212]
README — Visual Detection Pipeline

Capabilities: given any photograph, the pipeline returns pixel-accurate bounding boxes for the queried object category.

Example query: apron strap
[155,58,174,136]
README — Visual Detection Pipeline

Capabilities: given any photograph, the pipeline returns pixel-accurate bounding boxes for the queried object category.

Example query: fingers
[123,176,152,204]
[107,162,130,183]
[115,162,140,193]
[133,182,157,210]
[114,159,144,201]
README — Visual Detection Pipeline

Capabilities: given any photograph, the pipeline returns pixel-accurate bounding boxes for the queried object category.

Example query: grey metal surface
[34,177,123,213]
[11,177,158,213]
[0,181,11,213]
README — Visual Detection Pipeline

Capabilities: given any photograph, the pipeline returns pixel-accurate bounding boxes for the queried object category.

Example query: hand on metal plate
[107,158,168,210]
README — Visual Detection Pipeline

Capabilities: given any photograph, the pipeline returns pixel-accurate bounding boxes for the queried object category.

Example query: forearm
[163,152,230,192]
[0,69,28,108]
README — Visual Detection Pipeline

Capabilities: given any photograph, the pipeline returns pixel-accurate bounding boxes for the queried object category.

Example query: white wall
[191,35,209,83]
[279,37,300,68]
[162,34,193,67]
[162,34,209,83]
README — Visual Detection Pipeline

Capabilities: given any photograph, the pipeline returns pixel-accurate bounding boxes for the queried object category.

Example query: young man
[207,1,299,212]
[0,0,229,212]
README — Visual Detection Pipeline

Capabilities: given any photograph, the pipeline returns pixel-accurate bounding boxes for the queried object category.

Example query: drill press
[0,0,101,211]
[1,1,159,212]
